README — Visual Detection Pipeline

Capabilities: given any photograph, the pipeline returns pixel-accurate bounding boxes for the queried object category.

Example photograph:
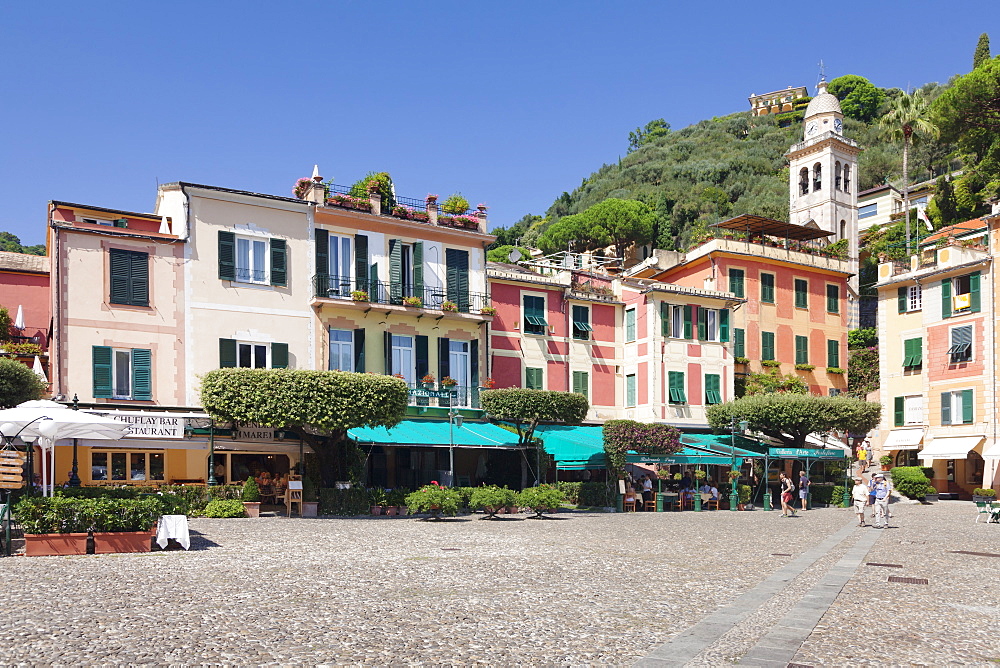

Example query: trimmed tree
[200,368,409,487]
[0,356,46,408]
[706,394,881,450]
[602,420,682,479]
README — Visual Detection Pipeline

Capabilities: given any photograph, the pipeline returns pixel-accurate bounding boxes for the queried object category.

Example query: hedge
[889,466,933,500]
[579,481,616,507]
[318,488,368,516]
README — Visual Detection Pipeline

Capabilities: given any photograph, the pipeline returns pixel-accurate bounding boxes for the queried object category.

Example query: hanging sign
[768,447,846,460]
[408,388,458,399]
[236,423,275,442]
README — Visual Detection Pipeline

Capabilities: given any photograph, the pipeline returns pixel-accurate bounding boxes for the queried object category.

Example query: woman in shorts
[778,471,796,517]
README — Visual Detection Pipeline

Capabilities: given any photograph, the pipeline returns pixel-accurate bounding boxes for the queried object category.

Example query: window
[728,269,745,298]
[941,389,974,425]
[625,374,637,407]
[523,295,547,335]
[826,284,839,313]
[218,231,286,287]
[91,451,164,482]
[794,279,808,308]
[827,339,840,368]
[324,234,353,297]
[903,337,922,369]
[859,203,877,219]
[668,304,684,338]
[798,168,809,196]
[898,284,922,313]
[795,335,809,365]
[829,388,841,397]
[525,367,543,390]
[92,346,152,401]
[760,273,775,304]
[761,331,775,361]
[219,339,289,370]
[449,340,471,388]
[237,237,269,284]
[733,328,745,358]
[943,271,980,317]
[843,165,851,193]
[812,163,822,191]
[667,371,686,404]
[625,309,636,342]
[391,335,415,384]
[572,371,589,399]
[109,249,149,307]
[893,395,925,426]
[572,305,592,341]
[696,308,729,343]
[329,329,354,371]
[835,161,842,190]
[948,326,973,364]
[705,374,721,405]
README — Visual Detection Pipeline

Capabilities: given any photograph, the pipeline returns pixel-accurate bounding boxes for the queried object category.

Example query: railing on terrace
[696,236,849,262]
[313,274,489,313]
[405,384,480,409]
[394,194,427,212]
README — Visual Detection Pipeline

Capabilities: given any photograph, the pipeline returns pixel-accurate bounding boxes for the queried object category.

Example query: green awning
[680,433,765,458]
[349,420,521,448]
[535,425,607,470]
[627,449,742,466]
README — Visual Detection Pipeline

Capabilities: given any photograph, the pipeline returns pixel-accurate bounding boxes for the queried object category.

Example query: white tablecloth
[156,514,191,550]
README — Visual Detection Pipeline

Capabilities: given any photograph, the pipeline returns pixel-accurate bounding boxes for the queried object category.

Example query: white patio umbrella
[31,356,47,383]
[0,400,130,495]
[13,305,24,330]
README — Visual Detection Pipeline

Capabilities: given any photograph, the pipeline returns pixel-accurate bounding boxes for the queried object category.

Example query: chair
[976,501,990,523]
[644,494,657,512]
[285,480,303,517]
[701,493,720,511]
[623,494,637,512]
[259,484,276,505]
[662,493,680,511]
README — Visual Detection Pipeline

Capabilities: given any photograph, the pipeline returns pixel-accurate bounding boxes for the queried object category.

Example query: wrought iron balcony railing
[313,274,489,313]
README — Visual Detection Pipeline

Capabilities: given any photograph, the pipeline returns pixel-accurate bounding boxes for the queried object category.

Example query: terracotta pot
[384,506,398,517]
[243,501,261,518]
[301,501,319,518]
[370,505,383,516]
[24,533,88,557]
[93,531,153,554]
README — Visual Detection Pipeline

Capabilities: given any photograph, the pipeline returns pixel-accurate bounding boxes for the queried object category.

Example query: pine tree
[974,33,991,69]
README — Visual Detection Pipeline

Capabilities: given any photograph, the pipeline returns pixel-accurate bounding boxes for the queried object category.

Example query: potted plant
[440,376,459,388]
[241,477,261,518]
[441,193,470,215]
[470,485,517,519]
[15,497,90,556]
[923,486,939,503]
[92,497,162,553]
[368,487,387,515]
[672,472,682,481]
[405,482,461,519]
[351,289,369,302]
[972,488,997,503]
[657,469,672,480]
[302,478,319,517]
[738,484,752,510]
[480,306,497,316]
[402,295,423,307]
[441,300,458,312]
[516,484,564,518]
[421,373,436,389]
[728,470,741,482]
[879,455,893,471]
[694,470,706,481]
[480,377,497,389]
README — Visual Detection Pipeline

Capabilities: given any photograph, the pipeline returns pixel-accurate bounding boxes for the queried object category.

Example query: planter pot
[384,506,398,517]
[302,501,319,518]
[924,494,939,503]
[370,505,383,516]
[243,501,261,518]
[24,533,88,557]
[972,495,996,504]
[93,531,153,554]
[505,506,518,515]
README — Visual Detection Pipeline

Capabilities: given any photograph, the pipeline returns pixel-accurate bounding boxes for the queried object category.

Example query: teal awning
[535,425,607,470]
[627,450,742,466]
[349,420,521,448]
[768,447,846,460]
[680,433,764,458]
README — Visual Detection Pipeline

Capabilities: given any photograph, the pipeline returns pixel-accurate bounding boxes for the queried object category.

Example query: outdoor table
[156,514,191,550]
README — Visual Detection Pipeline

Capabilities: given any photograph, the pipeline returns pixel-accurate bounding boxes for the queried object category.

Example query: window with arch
[812,163,822,191]
[840,220,846,240]
[798,168,809,196]
[843,165,851,193]
[835,162,842,190]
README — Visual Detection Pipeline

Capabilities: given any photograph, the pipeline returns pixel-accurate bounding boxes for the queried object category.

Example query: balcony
[688,236,851,273]
[323,184,487,234]
[313,274,490,314]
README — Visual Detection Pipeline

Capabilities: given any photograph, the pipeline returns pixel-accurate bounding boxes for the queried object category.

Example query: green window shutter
[270,238,287,287]
[219,338,237,368]
[92,345,113,399]
[761,273,774,303]
[413,242,424,298]
[941,392,951,425]
[354,329,366,372]
[795,335,808,365]
[354,234,368,292]
[668,371,686,404]
[970,272,981,312]
[828,339,840,368]
[941,278,952,318]
[762,331,775,361]
[660,302,669,336]
[894,396,905,427]
[446,248,470,310]
[384,332,392,375]
[438,337,450,381]
[315,229,329,297]
[729,269,744,298]
[130,251,149,306]
[734,328,745,358]
[626,309,636,341]
[526,367,543,390]
[913,337,922,367]
[415,335,429,380]
[697,307,707,340]
[131,348,152,400]
[572,305,590,339]
[962,389,974,423]
[109,249,130,305]
[470,339,479,389]
[898,286,907,314]
[626,374,636,406]
[389,239,402,303]
[271,343,289,369]
[719,309,730,343]
[903,338,913,367]
[573,371,589,399]
[683,305,693,339]
[794,279,808,308]
[369,263,378,296]
[705,374,721,404]
[826,284,839,313]
[218,231,236,281]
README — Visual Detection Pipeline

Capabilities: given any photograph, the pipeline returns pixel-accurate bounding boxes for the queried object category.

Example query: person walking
[871,473,892,528]
[778,471,796,517]
[851,477,869,527]
[856,442,869,474]
[798,470,810,512]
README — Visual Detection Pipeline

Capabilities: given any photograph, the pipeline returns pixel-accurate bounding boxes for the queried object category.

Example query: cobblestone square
[1,501,998,666]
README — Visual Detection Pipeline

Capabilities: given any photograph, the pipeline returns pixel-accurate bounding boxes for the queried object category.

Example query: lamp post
[448,408,463,487]
[68,394,81,487]
[730,417,748,511]
[207,421,217,486]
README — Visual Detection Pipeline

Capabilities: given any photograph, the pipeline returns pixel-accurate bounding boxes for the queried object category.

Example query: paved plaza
[1,501,998,666]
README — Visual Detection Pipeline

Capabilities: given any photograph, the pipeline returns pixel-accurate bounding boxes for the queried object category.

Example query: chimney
[306,165,326,205]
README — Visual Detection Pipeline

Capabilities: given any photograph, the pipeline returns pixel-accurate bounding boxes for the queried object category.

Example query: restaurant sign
[768,447,845,460]
[627,454,742,466]
[94,411,186,439]
[408,388,458,399]
[236,423,275,442]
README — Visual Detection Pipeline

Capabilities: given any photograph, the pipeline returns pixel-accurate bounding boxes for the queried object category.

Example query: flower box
[24,533,89,557]
[93,531,153,554]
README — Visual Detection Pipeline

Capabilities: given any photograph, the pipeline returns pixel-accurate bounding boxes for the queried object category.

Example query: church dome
[805,81,841,118]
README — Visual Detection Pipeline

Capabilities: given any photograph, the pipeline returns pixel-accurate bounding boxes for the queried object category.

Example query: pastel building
[0,250,50,380]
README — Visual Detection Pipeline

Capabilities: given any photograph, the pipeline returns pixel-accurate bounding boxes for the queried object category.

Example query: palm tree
[879,91,940,252]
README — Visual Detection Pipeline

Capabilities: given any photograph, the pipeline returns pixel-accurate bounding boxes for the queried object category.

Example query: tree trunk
[903,129,911,253]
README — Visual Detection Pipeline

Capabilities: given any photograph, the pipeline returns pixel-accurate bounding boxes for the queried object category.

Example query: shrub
[387,487,409,507]
[318,487,368,516]
[470,485,517,517]
[973,488,997,498]
[830,485,848,507]
[367,487,388,506]
[242,477,260,503]
[454,487,475,509]
[579,481,615,507]
[406,483,461,516]
[889,466,933,500]
[921,467,935,480]
[441,193,470,214]
[738,484,752,504]
[517,484,565,517]
[556,481,582,504]
[14,496,163,533]
[810,485,835,505]
[93,498,162,532]
[203,499,247,518]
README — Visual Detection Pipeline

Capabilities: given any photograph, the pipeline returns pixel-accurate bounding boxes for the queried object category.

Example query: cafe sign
[408,388,458,399]
[236,423,275,442]
[768,447,846,460]
[94,411,186,439]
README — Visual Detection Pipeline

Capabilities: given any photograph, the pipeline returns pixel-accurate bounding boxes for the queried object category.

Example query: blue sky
[0,1,993,246]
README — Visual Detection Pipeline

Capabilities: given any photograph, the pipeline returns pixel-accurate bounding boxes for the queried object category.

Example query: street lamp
[68,394,81,487]
[207,421,217,486]
[730,417,748,511]
[448,408,463,488]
